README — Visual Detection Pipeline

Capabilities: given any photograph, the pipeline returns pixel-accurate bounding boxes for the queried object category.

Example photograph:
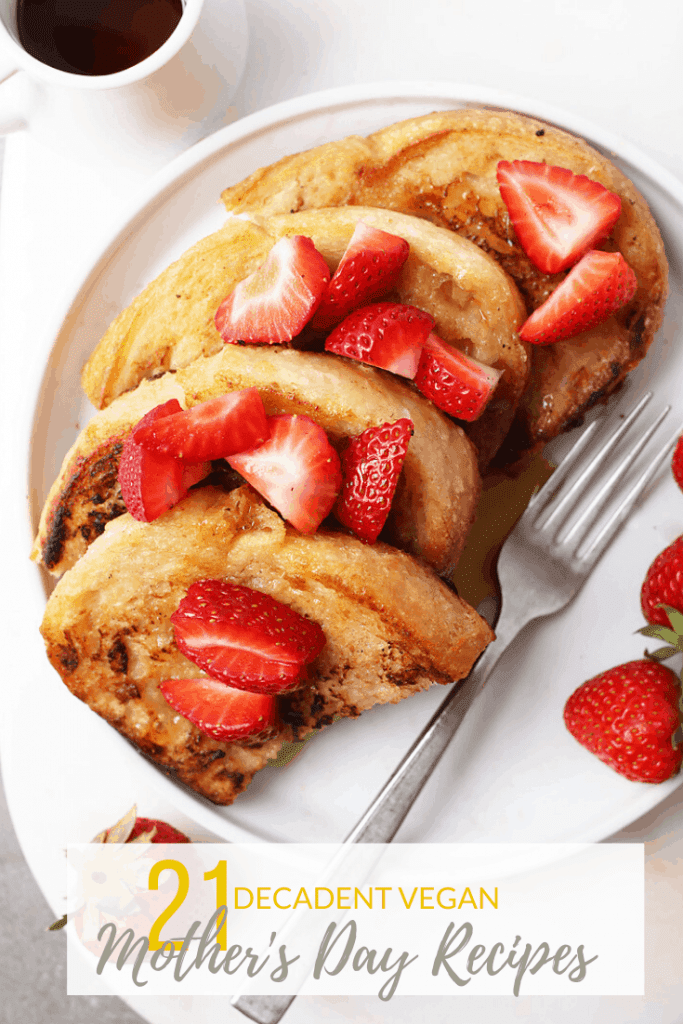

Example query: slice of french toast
[80,206,527,467]
[219,108,668,458]
[35,344,481,578]
[40,486,494,805]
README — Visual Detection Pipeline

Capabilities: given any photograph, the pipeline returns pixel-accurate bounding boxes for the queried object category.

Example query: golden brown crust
[221,108,668,455]
[81,217,273,410]
[40,487,493,804]
[37,346,480,578]
[80,206,527,466]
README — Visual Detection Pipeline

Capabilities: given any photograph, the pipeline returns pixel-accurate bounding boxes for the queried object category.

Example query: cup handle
[0,60,38,134]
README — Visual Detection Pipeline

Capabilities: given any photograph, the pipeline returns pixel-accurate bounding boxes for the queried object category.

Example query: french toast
[81,206,528,467]
[219,108,668,458]
[35,344,480,577]
[38,107,669,815]
[40,486,494,804]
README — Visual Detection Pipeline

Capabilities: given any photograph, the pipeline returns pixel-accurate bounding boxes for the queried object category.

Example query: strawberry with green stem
[563,588,683,784]
[641,536,683,628]
[637,603,683,663]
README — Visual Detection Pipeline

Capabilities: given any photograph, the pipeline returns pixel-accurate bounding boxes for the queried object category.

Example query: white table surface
[2,1,683,1022]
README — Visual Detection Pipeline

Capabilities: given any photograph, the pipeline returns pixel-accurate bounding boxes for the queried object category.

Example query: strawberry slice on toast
[215,235,330,344]
[40,485,494,804]
[118,400,188,522]
[325,302,433,378]
[134,389,269,463]
[160,678,279,741]
[414,333,501,422]
[171,579,326,694]
[335,419,413,544]
[496,160,622,275]
[312,221,410,330]
[227,414,342,533]
[519,250,638,345]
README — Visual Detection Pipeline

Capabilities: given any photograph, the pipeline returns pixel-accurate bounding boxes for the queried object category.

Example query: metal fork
[233,392,679,1024]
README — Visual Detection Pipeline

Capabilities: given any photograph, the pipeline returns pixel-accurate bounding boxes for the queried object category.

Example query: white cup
[0,0,248,172]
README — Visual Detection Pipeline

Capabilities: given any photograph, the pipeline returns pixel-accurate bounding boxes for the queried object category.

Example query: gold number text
[204,860,228,950]
[148,859,190,951]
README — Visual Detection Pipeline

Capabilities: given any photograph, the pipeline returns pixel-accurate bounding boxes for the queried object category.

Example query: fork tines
[527,392,681,565]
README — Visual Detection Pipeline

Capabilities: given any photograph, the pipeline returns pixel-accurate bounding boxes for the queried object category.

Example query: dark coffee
[17,0,184,76]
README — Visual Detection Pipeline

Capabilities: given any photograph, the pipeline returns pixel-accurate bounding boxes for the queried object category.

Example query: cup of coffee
[0,0,248,171]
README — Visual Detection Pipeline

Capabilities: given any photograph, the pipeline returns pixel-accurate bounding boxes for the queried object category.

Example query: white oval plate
[24,82,683,852]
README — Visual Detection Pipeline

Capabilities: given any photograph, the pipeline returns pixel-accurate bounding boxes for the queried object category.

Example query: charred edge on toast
[43,440,126,571]
[41,438,245,573]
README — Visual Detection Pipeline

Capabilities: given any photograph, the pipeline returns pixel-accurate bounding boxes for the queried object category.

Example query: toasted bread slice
[81,206,528,466]
[36,345,481,578]
[220,108,668,457]
[40,486,493,805]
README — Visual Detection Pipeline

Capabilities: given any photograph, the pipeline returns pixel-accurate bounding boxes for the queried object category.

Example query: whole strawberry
[672,434,683,492]
[92,805,190,843]
[640,536,683,626]
[126,818,191,843]
[563,660,682,783]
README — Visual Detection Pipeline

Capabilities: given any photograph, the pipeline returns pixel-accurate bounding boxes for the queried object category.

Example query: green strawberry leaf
[47,914,68,931]
[637,624,679,642]
[654,627,678,645]
[644,645,680,662]
[658,604,683,636]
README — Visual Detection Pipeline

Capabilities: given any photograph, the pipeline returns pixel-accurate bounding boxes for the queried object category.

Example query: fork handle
[232,605,531,1024]
[343,600,531,844]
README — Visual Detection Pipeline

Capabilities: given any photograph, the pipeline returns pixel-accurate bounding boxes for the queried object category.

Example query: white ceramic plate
[24,82,683,853]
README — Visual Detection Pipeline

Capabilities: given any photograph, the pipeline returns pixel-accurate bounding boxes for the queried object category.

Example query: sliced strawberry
[414,333,502,421]
[171,580,326,693]
[519,250,637,345]
[215,235,330,344]
[173,580,326,664]
[227,414,342,533]
[181,461,211,491]
[133,389,270,463]
[179,644,302,694]
[118,400,186,522]
[173,613,306,693]
[496,160,622,274]
[335,419,413,543]
[324,302,433,378]
[311,221,410,330]
[160,678,278,741]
